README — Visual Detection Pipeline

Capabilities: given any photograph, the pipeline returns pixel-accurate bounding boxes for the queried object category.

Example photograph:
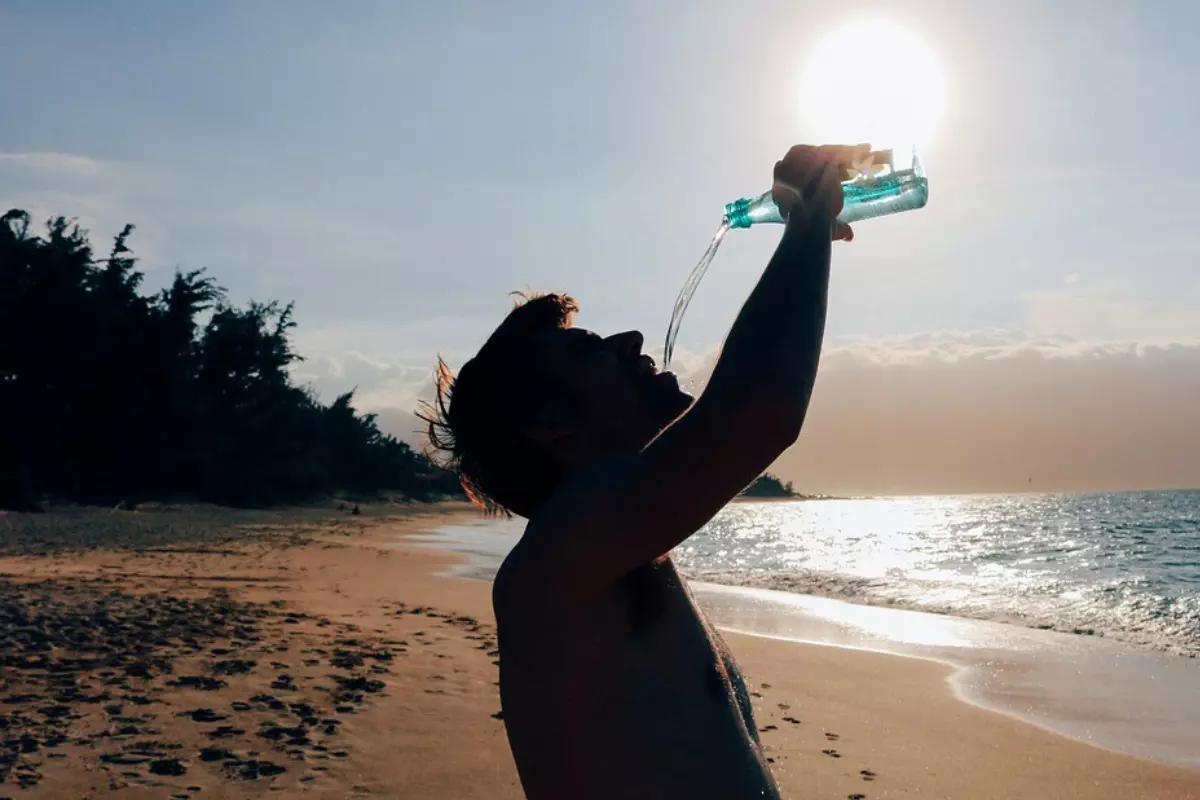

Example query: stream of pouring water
[662,220,730,370]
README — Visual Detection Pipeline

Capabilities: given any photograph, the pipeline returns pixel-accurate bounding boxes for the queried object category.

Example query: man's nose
[603,331,643,357]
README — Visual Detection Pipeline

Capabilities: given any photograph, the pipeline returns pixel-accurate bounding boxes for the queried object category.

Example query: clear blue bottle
[723,146,929,229]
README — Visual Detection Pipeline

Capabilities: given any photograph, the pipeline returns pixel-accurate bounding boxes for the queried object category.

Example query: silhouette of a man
[423,144,863,799]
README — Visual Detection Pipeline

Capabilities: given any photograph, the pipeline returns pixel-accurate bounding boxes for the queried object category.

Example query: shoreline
[696,584,1200,770]
[416,498,1200,660]
[0,503,1195,799]
[683,567,1200,659]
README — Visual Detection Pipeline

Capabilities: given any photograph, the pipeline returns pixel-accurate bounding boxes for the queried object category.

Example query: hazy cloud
[303,324,1199,495]
[291,349,434,430]
[1014,275,1200,344]
[0,151,173,267]
[0,151,117,178]
[785,333,1200,495]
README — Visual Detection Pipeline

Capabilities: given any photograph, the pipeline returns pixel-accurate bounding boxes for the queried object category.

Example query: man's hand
[771,143,870,242]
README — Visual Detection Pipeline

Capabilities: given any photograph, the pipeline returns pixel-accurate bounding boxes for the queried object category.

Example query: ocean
[412,490,1200,767]
[674,491,1200,658]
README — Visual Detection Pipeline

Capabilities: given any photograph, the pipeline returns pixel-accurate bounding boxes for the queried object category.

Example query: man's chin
[652,372,694,423]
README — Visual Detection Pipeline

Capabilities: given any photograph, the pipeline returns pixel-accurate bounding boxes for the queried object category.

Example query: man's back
[494,553,781,800]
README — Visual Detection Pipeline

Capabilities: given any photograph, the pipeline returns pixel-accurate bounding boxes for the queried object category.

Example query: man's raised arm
[528,145,865,595]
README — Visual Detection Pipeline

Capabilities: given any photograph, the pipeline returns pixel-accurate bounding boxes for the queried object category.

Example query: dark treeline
[740,473,797,498]
[0,210,463,511]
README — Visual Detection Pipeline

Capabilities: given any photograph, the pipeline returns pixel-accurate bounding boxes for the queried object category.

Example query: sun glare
[798,16,948,150]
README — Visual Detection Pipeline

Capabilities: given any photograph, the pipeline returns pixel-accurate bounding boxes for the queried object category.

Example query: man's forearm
[700,210,833,426]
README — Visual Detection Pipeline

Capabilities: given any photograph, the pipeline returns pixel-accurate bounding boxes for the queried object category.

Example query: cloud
[792,335,1200,496]
[659,328,1200,381]
[0,150,428,304]
[289,323,450,445]
[0,151,172,266]
[291,348,434,418]
[298,323,1200,497]
[0,151,116,178]
[653,329,1200,495]
[1021,280,1200,343]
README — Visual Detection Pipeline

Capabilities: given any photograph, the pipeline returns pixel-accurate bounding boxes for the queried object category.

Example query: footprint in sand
[148,758,187,776]
[777,703,790,710]
[849,794,867,800]
[199,747,236,762]
[824,732,840,741]
[821,748,841,758]
[178,708,229,723]
[860,769,877,781]
[270,674,296,691]
[759,725,777,733]
[782,716,801,725]
[207,725,246,740]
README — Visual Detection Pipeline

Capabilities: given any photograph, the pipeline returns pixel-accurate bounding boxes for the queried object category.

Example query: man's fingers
[778,144,872,188]
[823,144,869,182]
[774,143,868,231]
[820,143,872,168]
[781,143,869,167]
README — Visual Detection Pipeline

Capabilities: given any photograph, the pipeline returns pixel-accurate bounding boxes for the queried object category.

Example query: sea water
[412,490,1200,767]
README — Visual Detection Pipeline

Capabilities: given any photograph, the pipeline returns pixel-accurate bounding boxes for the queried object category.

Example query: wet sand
[0,504,1195,798]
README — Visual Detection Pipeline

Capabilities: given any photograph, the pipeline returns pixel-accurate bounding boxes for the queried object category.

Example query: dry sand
[0,504,1195,799]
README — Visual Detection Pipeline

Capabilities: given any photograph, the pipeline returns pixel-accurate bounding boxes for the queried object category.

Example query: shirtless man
[422,143,863,799]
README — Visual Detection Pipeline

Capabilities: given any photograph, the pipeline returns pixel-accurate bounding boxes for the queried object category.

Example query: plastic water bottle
[723,146,928,229]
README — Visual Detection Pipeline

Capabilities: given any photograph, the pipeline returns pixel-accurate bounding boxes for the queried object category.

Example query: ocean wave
[677,565,1200,659]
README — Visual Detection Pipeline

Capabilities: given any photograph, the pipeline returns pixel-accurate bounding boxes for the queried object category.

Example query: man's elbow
[696,380,809,460]
[731,392,806,458]
[762,405,806,453]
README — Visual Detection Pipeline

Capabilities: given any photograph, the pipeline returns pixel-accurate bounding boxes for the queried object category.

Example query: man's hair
[419,291,580,518]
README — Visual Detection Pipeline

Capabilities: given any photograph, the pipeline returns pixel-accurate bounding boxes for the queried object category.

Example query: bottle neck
[724,191,782,229]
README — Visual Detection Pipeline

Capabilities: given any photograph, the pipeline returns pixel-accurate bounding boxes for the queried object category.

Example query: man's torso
[494,554,781,800]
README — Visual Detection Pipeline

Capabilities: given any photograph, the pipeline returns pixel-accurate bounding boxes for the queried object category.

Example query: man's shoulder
[491,499,588,615]
[494,460,641,611]
[492,545,522,603]
[492,530,543,612]
[493,508,557,582]
[492,540,562,634]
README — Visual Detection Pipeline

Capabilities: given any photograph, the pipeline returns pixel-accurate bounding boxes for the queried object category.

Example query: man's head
[420,292,692,518]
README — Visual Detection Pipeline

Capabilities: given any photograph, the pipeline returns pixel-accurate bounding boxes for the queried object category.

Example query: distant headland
[737,473,840,501]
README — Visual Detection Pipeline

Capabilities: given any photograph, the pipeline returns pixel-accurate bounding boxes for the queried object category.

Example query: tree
[740,472,796,499]
[0,209,464,510]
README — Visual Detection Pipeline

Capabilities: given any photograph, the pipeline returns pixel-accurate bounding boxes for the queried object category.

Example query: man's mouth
[635,354,658,377]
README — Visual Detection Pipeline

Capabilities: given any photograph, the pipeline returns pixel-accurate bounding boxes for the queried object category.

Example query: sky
[3,0,1198,494]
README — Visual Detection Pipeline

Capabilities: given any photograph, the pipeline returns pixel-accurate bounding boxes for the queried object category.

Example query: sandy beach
[0,504,1195,799]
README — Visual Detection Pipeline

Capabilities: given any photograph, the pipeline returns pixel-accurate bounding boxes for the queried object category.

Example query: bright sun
[798,16,948,149]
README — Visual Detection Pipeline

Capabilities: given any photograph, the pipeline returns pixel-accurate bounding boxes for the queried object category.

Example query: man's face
[534,327,693,458]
